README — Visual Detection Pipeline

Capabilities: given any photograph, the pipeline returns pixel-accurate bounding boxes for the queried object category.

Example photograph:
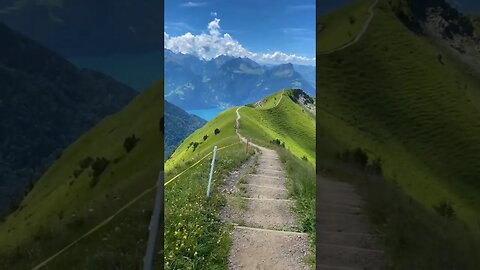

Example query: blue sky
[165,0,315,65]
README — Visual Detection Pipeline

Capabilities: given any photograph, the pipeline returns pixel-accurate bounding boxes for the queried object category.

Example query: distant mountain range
[165,49,315,110]
[165,101,206,158]
[0,22,137,216]
[0,0,162,57]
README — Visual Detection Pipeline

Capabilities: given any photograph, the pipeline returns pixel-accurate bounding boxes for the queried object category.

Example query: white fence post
[207,146,217,197]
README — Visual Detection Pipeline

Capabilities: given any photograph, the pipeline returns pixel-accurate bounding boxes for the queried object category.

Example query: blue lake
[187,107,228,121]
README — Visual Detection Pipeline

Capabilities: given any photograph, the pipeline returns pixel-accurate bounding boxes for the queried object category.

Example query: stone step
[245,183,288,199]
[247,175,286,187]
[318,243,385,270]
[229,226,309,270]
[318,230,381,250]
[242,199,297,231]
[318,213,371,234]
[318,203,363,215]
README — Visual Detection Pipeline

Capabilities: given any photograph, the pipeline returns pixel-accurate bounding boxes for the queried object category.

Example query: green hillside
[318,0,376,52]
[0,81,163,269]
[164,89,316,268]
[317,0,480,267]
[240,90,316,165]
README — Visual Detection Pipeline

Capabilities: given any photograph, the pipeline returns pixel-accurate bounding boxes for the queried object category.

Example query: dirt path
[317,175,385,269]
[318,0,379,55]
[225,107,309,269]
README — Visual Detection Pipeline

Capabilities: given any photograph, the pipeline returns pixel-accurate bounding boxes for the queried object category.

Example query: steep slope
[0,81,163,269]
[0,22,137,216]
[164,100,207,158]
[0,0,162,57]
[318,0,480,267]
[165,89,316,268]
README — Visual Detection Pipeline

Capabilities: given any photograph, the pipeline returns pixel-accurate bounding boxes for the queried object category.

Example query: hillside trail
[318,0,379,55]
[225,107,310,270]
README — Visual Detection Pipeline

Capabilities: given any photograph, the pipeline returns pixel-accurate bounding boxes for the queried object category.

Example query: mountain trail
[317,175,385,269]
[224,107,310,269]
[318,0,379,55]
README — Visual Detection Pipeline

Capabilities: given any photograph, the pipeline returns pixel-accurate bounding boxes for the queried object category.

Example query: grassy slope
[240,90,316,165]
[0,81,163,269]
[317,0,480,237]
[165,90,316,268]
[318,0,375,52]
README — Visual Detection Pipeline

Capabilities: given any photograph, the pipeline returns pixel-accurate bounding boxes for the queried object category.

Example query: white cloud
[181,1,207,7]
[164,18,315,66]
[207,18,221,36]
[210,11,217,17]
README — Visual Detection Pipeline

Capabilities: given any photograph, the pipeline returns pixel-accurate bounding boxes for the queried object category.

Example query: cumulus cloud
[164,18,315,66]
[210,11,217,17]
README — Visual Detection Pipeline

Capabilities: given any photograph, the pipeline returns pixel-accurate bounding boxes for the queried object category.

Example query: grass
[317,0,480,266]
[0,80,163,269]
[317,0,375,52]
[164,148,248,270]
[276,146,316,265]
[164,107,252,269]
